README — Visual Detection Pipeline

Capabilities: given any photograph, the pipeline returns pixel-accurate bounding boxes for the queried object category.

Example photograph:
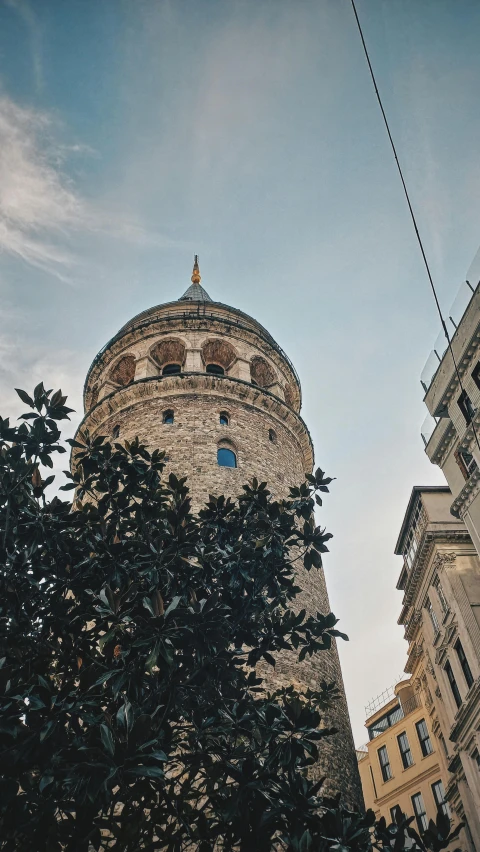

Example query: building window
[416,719,433,757]
[378,745,392,782]
[398,731,414,769]
[432,780,450,818]
[162,363,181,375]
[268,428,277,443]
[390,805,402,824]
[454,639,474,689]
[472,749,480,772]
[367,704,404,740]
[445,660,462,709]
[112,424,120,439]
[426,599,440,636]
[163,409,174,425]
[217,448,237,468]
[412,792,428,833]
[434,576,449,616]
[472,361,480,391]
[455,447,478,480]
[439,734,448,758]
[206,363,225,375]
[219,411,229,426]
[403,500,423,570]
[458,389,475,425]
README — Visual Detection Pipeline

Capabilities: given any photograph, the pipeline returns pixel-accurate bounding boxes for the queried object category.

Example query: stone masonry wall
[78,306,362,808]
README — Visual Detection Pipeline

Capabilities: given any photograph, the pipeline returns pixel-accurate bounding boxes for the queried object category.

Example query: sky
[1,0,480,745]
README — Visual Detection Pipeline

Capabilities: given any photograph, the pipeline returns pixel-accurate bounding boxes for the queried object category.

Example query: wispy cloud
[0,94,184,284]
[0,96,84,279]
[5,0,44,92]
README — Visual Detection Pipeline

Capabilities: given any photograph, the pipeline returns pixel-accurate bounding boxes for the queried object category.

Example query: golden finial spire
[191,254,201,285]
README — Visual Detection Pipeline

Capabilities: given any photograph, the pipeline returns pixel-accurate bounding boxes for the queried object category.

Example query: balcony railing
[420,278,478,395]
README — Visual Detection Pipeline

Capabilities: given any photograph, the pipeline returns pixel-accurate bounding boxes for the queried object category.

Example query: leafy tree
[0,385,463,851]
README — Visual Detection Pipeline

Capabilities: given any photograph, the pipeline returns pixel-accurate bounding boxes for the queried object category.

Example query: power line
[350,0,480,455]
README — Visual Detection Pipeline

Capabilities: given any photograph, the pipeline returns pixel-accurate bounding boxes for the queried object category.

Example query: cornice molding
[428,419,456,466]
[75,373,315,472]
[374,761,442,807]
[450,466,480,518]
[434,621,458,665]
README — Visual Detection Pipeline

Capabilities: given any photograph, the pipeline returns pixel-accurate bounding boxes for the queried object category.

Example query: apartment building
[421,280,480,557]
[394,486,480,849]
[358,678,454,841]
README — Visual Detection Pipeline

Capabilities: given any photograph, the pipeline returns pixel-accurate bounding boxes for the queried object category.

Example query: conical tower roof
[179,256,212,302]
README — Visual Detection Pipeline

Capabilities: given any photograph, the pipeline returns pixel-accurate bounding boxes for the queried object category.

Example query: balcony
[420,279,477,396]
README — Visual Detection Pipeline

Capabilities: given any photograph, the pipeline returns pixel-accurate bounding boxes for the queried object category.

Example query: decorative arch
[201,339,237,372]
[109,354,136,387]
[150,338,186,371]
[250,356,275,388]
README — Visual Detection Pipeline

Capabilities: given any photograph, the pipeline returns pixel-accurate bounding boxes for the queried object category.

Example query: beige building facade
[357,678,454,843]
[422,281,480,557]
[75,259,362,807]
[394,486,480,849]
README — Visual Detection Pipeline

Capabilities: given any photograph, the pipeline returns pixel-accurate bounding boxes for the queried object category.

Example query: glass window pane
[217,448,236,468]
[416,719,433,756]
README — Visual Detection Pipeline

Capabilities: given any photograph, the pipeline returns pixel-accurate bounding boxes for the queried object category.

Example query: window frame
[433,577,449,616]
[445,660,462,709]
[162,409,174,425]
[455,446,478,480]
[412,792,428,833]
[454,639,474,689]
[390,805,402,824]
[378,745,393,782]
[426,598,440,636]
[367,704,404,740]
[219,411,229,426]
[416,719,433,757]
[458,389,475,425]
[472,361,480,391]
[397,731,414,769]
[217,447,237,468]
[403,500,423,570]
[432,780,450,818]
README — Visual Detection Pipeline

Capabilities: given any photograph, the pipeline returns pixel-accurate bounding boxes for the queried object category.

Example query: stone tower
[78,258,362,807]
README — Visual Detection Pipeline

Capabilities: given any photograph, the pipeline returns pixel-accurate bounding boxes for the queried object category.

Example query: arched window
[219,411,229,426]
[163,409,174,424]
[268,428,277,443]
[217,447,237,468]
[162,363,181,375]
[206,364,225,375]
[112,424,120,439]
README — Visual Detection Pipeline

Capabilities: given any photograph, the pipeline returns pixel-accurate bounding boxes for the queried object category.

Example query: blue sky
[1,0,480,743]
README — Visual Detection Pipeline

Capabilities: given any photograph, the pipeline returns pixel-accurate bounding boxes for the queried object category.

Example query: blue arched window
[217,448,237,468]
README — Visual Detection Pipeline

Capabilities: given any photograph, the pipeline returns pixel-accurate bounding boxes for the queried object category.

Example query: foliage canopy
[0,385,463,851]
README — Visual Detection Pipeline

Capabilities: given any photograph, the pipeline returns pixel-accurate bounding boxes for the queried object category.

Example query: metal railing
[420,277,480,396]
[364,675,407,717]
